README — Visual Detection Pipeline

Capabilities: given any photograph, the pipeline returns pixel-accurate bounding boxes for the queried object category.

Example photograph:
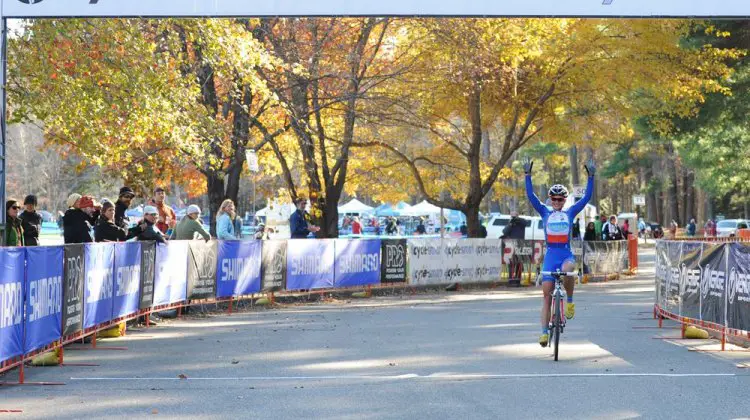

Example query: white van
[486,214,545,241]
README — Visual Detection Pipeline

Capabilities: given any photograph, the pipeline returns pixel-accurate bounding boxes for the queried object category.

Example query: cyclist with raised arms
[523,156,595,347]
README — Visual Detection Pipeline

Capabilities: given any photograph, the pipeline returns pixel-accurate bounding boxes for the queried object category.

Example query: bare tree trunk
[569,145,580,188]
[206,171,225,236]
[666,144,680,225]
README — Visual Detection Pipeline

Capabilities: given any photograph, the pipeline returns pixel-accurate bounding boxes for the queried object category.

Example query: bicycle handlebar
[540,271,579,277]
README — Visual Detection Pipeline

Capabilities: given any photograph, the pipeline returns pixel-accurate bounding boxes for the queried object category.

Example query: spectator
[415,218,426,235]
[149,187,176,235]
[351,216,362,235]
[583,222,597,241]
[459,222,468,236]
[703,219,714,238]
[710,219,718,237]
[254,223,269,240]
[602,215,624,241]
[385,217,397,235]
[638,218,647,238]
[289,198,319,239]
[502,211,526,240]
[19,194,42,246]
[5,199,24,246]
[115,186,136,229]
[95,201,143,242]
[373,218,381,236]
[594,215,604,239]
[669,220,678,239]
[63,194,100,244]
[174,204,210,241]
[233,207,244,239]
[687,218,697,237]
[572,217,581,239]
[478,223,488,238]
[622,220,630,238]
[216,199,239,240]
[136,206,166,244]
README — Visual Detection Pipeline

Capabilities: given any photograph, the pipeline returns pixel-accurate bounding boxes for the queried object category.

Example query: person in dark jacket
[115,186,136,229]
[459,222,468,236]
[602,215,624,241]
[19,194,42,246]
[95,201,143,242]
[289,198,319,239]
[63,194,101,244]
[415,218,427,235]
[136,206,167,244]
[502,211,526,239]
[583,222,597,241]
[572,217,581,239]
[5,199,24,246]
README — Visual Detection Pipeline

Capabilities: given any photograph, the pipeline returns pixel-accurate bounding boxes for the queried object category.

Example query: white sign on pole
[4,0,750,18]
[632,195,646,206]
[573,185,585,199]
[245,150,259,173]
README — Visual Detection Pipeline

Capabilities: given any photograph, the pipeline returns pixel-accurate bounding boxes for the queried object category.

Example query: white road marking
[69,372,737,381]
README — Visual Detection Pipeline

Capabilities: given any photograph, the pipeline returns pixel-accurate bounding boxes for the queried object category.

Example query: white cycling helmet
[548,184,569,198]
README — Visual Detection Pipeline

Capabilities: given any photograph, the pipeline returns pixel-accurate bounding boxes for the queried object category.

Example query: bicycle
[539,269,580,361]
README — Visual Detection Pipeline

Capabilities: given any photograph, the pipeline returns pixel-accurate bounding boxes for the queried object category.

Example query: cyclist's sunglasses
[550,197,566,203]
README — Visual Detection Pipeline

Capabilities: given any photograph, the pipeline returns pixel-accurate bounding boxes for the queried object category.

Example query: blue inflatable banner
[216,241,262,298]
[113,242,141,319]
[84,243,115,329]
[24,247,63,354]
[153,241,189,306]
[286,239,335,291]
[334,239,381,288]
[0,248,25,363]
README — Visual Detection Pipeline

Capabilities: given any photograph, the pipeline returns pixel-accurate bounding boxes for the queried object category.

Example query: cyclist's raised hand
[522,157,534,175]
[584,158,596,177]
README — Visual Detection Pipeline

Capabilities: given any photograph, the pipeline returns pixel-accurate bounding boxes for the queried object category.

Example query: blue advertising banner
[153,241,189,306]
[113,242,141,319]
[24,247,63,354]
[84,243,115,329]
[0,248,25,363]
[286,239,335,291]
[216,241,262,298]
[334,239,381,288]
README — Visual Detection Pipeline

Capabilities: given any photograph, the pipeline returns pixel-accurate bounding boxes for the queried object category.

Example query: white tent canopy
[401,200,442,216]
[338,198,374,214]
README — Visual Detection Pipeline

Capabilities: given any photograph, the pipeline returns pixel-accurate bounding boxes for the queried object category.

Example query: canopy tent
[375,201,412,217]
[338,198,374,214]
[401,200,442,217]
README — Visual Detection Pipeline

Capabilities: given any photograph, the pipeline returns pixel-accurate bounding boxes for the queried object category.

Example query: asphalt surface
[3,248,749,419]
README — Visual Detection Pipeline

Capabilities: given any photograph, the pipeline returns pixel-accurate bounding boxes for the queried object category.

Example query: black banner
[139,241,156,310]
[62,244,85,336]
[726,242,750,331]
[187,241,218,300]
[699,242,726,326]
[261,240,287,292]
[678,242,702,320]
[381,239,407,283]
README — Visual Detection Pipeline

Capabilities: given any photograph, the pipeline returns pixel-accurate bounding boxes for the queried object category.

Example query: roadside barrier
[654,240,750,349]
[0,237,635,384]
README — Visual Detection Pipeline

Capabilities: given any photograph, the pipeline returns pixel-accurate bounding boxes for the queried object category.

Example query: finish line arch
[2,0,750,237]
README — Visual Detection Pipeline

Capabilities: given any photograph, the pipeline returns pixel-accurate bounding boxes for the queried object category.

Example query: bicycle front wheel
[553,298,562,361]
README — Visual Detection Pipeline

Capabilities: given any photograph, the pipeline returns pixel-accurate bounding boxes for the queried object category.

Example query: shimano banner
[0,248,25,363]
[83,243,115,329]
[113,242,141,319]
[381,239,407,283]
[334,239,381,288]
[678,242,702,321]
[186,241,218,300]
[139,241,156,310]
[286,239,335,291]
[216,240,262,298]
[261,240,287,292]
[24,247,63,354]
[153,241,188,306]
[62,244,85,336]
[727,242,750,332]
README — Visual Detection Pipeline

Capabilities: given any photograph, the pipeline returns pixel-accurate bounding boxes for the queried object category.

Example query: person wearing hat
[174,204,210,241]
[19,194,42,246]
[95,201,145,242]
[5,199,24,246]
[63,194,101,244]
[136,205,167,244]
[115,186,136,229]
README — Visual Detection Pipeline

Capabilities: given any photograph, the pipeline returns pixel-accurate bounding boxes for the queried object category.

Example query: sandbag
[685,326,710,339]
[31,348,60,366]
[98,322,126,338]
[255,297,271,305]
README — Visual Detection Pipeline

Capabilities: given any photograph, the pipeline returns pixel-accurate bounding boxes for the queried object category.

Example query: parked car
[716,219,749,237]
[486,214,546,241]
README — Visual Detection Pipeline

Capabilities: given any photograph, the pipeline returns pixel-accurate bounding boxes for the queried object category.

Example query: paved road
[3,248,749,419]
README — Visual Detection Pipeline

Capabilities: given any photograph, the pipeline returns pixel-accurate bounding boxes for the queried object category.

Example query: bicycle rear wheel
[553,297,561,361]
